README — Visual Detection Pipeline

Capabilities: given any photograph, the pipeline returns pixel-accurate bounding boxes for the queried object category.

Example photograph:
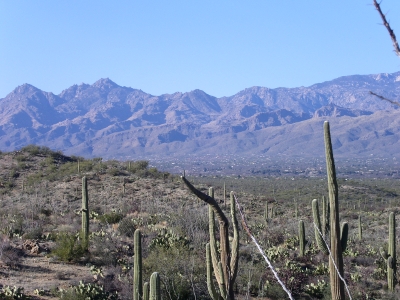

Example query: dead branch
[373,0,400,57]
[369,91,400,107]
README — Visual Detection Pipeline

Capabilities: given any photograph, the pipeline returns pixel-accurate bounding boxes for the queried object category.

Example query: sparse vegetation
[0,145,398,299]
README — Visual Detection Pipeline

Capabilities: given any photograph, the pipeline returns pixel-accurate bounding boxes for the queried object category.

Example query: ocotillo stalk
[133,229,142,300]
[324,121,345,300]
[81,176,89,251]
[299,220,306,257]
[149,272,161,300]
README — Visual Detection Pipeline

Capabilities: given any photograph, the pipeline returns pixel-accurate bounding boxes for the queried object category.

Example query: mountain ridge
[1,71,399,159]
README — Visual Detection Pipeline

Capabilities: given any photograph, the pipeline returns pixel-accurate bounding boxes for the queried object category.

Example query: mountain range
[1,71,400,159]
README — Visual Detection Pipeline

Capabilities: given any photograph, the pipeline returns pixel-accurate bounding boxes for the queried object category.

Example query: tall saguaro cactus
[182,176,239,300]
[81,176,89,251]
[324,121,345,300]
[133,229,143,300]
[380,212,396,291]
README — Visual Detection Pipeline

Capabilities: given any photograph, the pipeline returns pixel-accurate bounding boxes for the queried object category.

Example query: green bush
[98,212,124,224]
[51,232,87,262]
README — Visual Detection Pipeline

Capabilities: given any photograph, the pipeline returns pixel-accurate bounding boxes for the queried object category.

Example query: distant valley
[1,72,400,164]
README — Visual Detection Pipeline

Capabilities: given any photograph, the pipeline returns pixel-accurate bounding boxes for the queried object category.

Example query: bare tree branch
[373,0,400,57]
[369,91,400,107]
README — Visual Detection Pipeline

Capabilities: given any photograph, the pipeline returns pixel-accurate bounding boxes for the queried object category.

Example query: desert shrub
[58,281,118,300]
[21,144,41,155]
[23,226,43,240]
[107,168,121,176]
[304,280,329,299]
[0,239,24,268]
[117,217,137,237]
[3,214,25,237]
[9,168,19,179]
[90,237,118,266]
[129,160,149,173]
[0,286,29,299]
[14,154,27,162]
[51,232,87,262]
[40,208,52,216]
[144,246,205,300]
[98,212,123,225]
[149,230,190,250]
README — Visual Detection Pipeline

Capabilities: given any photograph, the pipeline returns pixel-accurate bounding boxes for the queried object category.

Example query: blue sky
[1,1,399,98]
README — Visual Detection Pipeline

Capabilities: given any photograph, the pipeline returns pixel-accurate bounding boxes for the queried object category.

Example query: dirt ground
[0,239,95,299]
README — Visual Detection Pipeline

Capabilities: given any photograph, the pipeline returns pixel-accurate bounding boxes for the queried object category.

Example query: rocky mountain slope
[1,72,399,159]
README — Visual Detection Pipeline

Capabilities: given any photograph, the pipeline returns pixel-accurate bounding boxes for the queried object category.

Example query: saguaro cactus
[264,201,269,222]
[358,215,362,241]
[149,272,161,300]
[324,121,345,300]
[143,282,149,300]
[322,195,329,236]
[380,212,396,291]
[81,176,89,251]
[133,229,142,300]
[340,222,348,253]
[299,220,306,257]
[182,176,239,300]
[312,199,328,254]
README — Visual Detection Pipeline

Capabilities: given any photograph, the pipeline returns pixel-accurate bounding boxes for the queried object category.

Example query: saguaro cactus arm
[312,199,328,254]
[143,282,149,300]
[182,176,229,225]
[149,272,161,300]
[208,189,223,291]
[206,243,221,300]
